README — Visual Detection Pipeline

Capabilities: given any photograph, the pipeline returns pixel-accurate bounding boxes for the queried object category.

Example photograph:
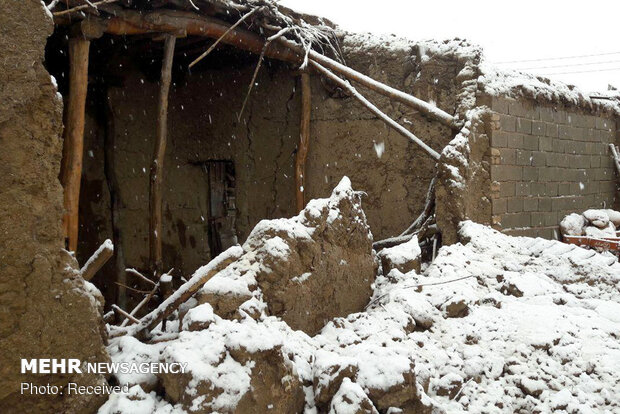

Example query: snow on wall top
[478,60,620,115]
[340,29,619,116]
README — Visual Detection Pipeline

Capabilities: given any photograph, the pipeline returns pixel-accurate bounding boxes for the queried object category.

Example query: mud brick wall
[486,96,618,239]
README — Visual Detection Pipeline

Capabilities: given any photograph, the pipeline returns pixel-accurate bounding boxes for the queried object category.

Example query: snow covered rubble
[99,181,620,414]
[560,209,620,238]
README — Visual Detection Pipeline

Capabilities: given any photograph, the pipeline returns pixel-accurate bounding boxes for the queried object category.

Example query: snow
[479,61,620,115]
[101,220,620,414]
[379,236,421,267]
[560,209,619,239]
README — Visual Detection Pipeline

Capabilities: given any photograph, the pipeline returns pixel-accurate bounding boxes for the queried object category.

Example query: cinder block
[507,134,523,149]
[584,115,597,129]
[492,198,507,214]
[564,141,578,154]
[558,125,571,139]
[539,167,561,182]
[552,139,565,153]
[507,198,524,213]
[545,182,558,196]
[557,182,571,195]
[500,114,517,132]
[531,121,545,136]
[572,114,587,128]
[531,182,546,196]
[595,117,612,131]
[554,109,568,124]
[546,153,560,167]
[545,123,559,138]
[524,198,538,212]
[540,107,555,123]
[538,227,559,240]
[516,149,532,166]
[531,152,546,167]
[569,127,586,141]
[491,97,511,114]
[516,182,531,196]
[522,166,539,181]
[501,212,531,228]
[490,131,508,148]
[517,118,533,134]
[499,148,516,165]
[523,135,539,150]
[509,101,539,119]
[531,212,545,226]
[575,156,590,169]
[539,136,553,152]
[538,197,552,211]
[597,129,614,143]
[543,211,558,227]
[491,165,522,181]
[500,182,516,197]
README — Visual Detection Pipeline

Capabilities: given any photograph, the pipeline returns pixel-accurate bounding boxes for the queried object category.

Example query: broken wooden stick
[609,144,620,176]
[128,245,243,338]
[60,36,90,252]
[310,61,441,160]
[126,268,157,287]
[54,0,119,16]
[112,304,140,325]
[120,281,160,327]
[189,5,263,69]
[149,34,176,276]
[295,71,312,212]
[399,176,437,237]
[278,37,459,129]
[238,27,292,119]
[80,239,113,281]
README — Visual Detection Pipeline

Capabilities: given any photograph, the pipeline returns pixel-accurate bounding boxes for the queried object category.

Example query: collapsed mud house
[1,0,620,413]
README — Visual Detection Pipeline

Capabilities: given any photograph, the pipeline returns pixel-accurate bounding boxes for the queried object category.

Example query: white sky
[281,0,620,93]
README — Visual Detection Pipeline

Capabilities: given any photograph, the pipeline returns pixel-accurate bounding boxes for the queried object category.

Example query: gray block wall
[486,96,618,239]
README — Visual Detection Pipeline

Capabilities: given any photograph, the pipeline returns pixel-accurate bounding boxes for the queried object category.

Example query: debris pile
[99,185,620,413]
[560,209,620,238]
[196,176,377,335]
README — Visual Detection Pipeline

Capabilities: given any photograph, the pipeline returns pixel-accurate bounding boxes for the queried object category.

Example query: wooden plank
[80,239,114,281]
[563,235,620,250]
[149,34,176,276]
[129,246,243,339]
[295,72,311,212]
[60,37,90,252]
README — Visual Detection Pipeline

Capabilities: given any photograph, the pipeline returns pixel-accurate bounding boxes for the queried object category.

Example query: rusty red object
[563,235,620,251]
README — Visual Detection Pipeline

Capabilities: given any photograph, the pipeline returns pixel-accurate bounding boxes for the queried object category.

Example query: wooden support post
[149,34,176,276]
[295,72,311,212]
[60,36,90,252]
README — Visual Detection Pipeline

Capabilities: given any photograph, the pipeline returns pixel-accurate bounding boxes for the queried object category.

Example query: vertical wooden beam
[295,72,311,212]
[60,37,90,252]
[149,35,176,276]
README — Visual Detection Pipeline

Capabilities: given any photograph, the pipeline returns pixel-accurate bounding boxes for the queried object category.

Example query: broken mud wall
[482,95,618,239]
[77,35,477,281]
[0,1,108,413]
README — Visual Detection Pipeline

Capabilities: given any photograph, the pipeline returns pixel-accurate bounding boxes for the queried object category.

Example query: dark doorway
[203,161,237,258]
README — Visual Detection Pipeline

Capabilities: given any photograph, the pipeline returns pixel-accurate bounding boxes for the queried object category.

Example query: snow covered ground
[100,221,620,414]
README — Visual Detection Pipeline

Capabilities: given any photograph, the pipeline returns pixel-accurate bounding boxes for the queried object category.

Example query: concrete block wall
[486,96,618,239]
